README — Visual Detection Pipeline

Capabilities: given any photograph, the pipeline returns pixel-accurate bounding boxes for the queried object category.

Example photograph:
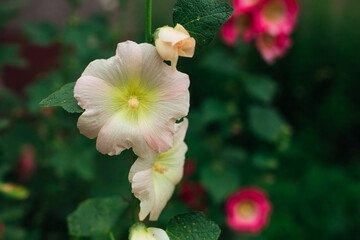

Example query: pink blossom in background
[221,13,255,45]
[16,144,36,182]
[0,221,3,235]
[226,187,271,234]
[179,181,208,213]
[253,0,298,35]
[234,0,265,14]
[255,32,291,64]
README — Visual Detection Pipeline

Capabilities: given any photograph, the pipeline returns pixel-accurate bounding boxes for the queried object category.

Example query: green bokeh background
[0,0,359,239]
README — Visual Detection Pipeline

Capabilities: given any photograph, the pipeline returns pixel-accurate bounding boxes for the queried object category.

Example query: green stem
[145,0,152,43]
[108,231,116,240]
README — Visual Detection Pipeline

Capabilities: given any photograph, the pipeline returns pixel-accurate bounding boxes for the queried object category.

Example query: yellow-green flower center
[153,162,167,174]
[236,200,256,219]
[128,95,140,109]
[263,0,287,22]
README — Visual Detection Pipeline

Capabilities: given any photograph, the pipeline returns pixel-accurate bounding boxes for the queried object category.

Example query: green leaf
[173,0,233,49]
[39,82,84,113]
[67,196,128,237]
[23,22,57,46]
[244,75,277,103]
[200,162,240,203]
[166,212,221,240]
[248,105,289,143]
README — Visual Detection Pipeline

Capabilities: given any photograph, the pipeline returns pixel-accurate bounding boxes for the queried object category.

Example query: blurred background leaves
[0,0,360,239]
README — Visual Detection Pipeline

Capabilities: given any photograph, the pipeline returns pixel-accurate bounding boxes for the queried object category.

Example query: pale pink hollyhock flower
[253,0,298,35]
[154,24,195,71]
[129,119,188,221]
[234,0,265,14]
[16,144,36,182]
[74,41,190,156]
[226,187,271,234]
[255,32,291,63]
[222,13,255,45]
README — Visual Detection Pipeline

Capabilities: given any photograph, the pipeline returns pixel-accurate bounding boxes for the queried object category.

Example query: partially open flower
[129,223,169,240]
[226,187,271,234]
[253,0,298,35]
[234,0,265,14]
[154,24,195,71]
[129,119,188,221]
[255,32,291,63]
[221,13,255,45]
[74,41,190,156]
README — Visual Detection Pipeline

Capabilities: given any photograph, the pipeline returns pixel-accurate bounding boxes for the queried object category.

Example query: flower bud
[129,223,169,240]
[154,24,195,71]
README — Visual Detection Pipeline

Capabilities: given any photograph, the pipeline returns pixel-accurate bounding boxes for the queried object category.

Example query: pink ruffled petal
[74,76,121,139]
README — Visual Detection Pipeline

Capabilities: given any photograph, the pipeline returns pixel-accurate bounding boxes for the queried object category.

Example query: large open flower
[226,187,272,234]
[255,32,291,63]
[253,0,298,35]
[129,118,188,221]
[74,41,190,156]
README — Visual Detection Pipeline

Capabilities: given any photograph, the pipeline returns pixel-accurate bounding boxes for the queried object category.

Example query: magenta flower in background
[221,13,255,45]
[253,0,299,35]
[234,0,265,14]
[226,187,272,234]
[255,32,291,63]
[221,0,299,63]
[16,144,36,182]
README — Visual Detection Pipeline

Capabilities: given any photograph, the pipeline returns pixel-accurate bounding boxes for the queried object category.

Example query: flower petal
[148,228,170,240]
[178,37,196,58]
[156,119,188,184]
[131,168,155,221]
[139,91,190,153]
[139,43,190,100]
[150,172,175,221]
[96,111,156,157]
[158,26,189,43]
[115,40,142,78]
[74,76,121,139]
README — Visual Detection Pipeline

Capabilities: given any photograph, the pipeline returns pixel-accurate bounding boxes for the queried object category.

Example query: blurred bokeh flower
[154,24,195,71]
[234,0,265,13]
[0,183,29,200]
[129,119,188,221]
[255,32,291,63]
[129,222,169,240]
[74,41,190,156]
[221,13,255,45]
[226,187,271,234]
[253,0,299,35]
[16,144,36,182]
[178,181,208,213]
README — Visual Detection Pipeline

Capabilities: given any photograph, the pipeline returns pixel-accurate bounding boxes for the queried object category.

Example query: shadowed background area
[0,0,360,239]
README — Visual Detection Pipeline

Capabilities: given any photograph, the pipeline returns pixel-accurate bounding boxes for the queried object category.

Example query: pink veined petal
[74,76,121,139]
[81,56,129,89]
[139,91,190,153]
[139,43,190,101]
[115,40,142,80]
[149,172,175,221]
[131,168,155,221]
[95,111,155,157]
[148,228,169,240]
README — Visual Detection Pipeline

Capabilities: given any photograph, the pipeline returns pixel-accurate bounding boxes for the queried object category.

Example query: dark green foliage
[67,196,128,237]
[166,212,221,240]
[39,82,83,113]
[173,0,233,48]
